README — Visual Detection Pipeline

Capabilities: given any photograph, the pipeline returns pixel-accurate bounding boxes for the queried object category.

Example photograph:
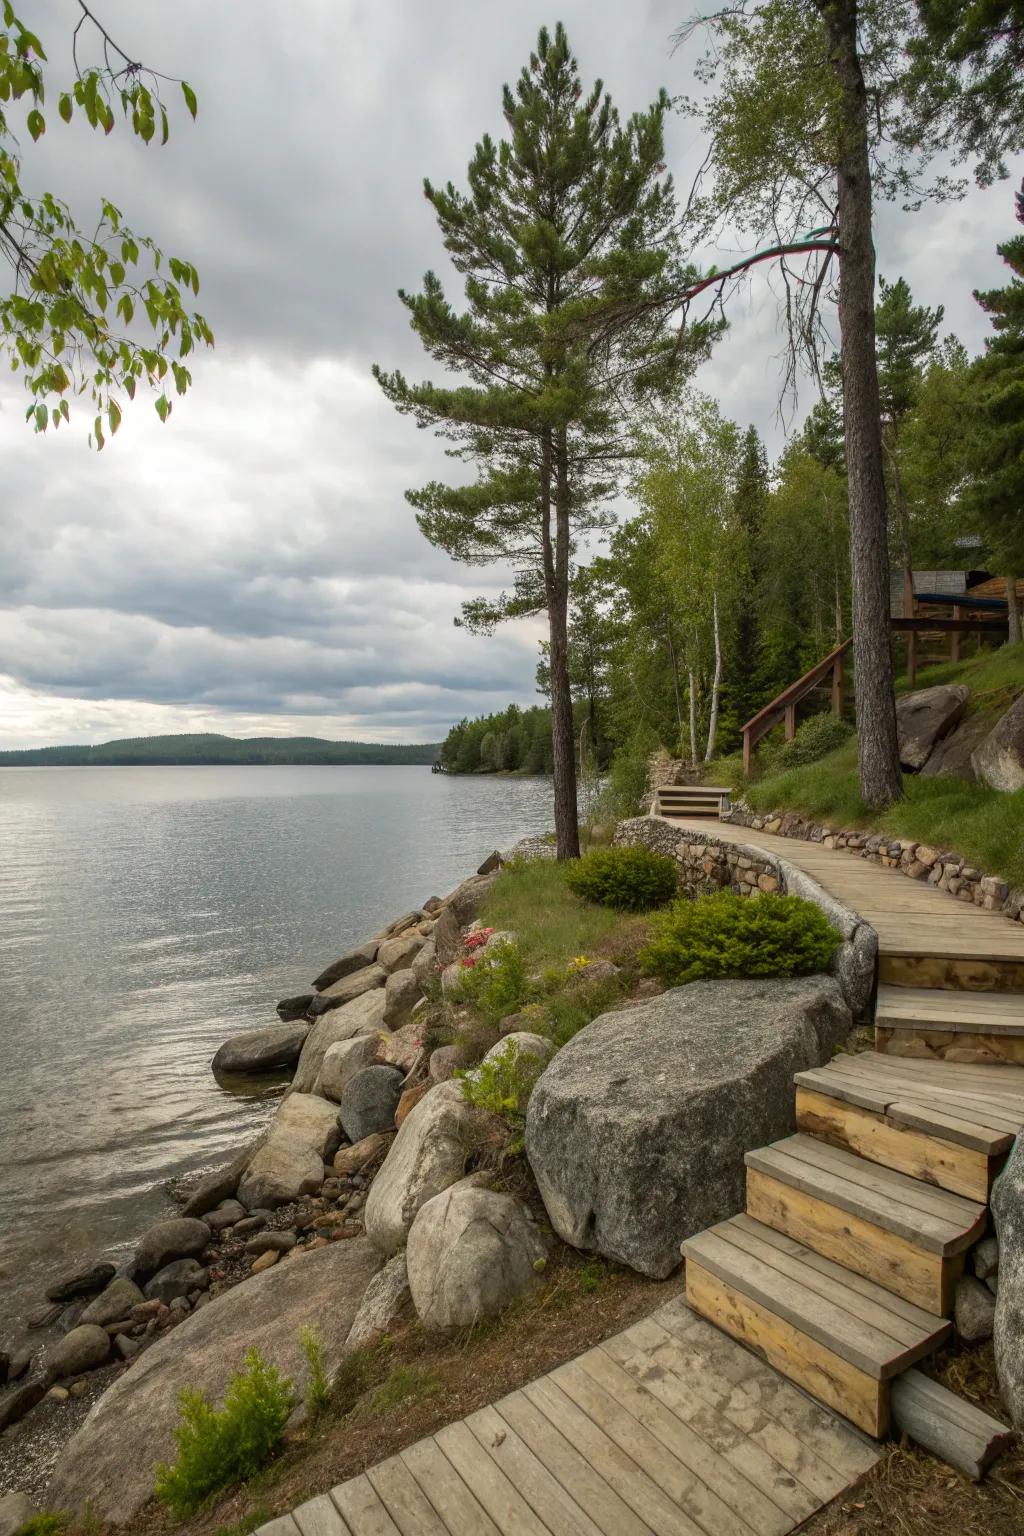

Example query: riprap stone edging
[613,814,878,1019]
[721,803,1024,929]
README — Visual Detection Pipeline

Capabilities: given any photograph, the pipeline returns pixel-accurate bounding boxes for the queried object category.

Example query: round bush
[639,889,839,985]
[565,845,678,911]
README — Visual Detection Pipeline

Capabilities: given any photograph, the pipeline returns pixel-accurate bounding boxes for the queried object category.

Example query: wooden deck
[258,1296,879,1536]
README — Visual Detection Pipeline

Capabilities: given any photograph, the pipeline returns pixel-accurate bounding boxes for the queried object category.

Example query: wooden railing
[741,639,851,775]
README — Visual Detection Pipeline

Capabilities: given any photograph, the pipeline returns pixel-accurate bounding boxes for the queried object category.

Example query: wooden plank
[650,1306,879,1479]
[684,1227,920,1377]
[887,1099,1015,1156]
[466,1403,605,1536]
[826,1052,1024,1095]
[574,1348,791,1536]
[294,1497,352,1536]
[331,1476,403,1536]
[365,1458,450,1536]
[600,1335,822,1525]
[745,1168,955,1317]
[891,1370,1014,1480]
[495,1390,655,1536]
[795,1088,995,1201]
[745,1146,976,1256]
[257,1518,302,1536]
[768,1135,986,1230]
[435,1419,559,1536]
[609,1319,853,1505]
[524,1374,708,1536]
[400,1438,502,1536]
[552,1356,764,1536]
[685,1262,887,1439]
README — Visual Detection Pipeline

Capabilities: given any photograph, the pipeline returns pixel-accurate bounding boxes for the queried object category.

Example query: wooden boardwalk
[258,1296,879,1536]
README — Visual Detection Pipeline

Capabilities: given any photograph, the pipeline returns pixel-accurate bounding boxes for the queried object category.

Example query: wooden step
[745,1134,986,1315]
[795,1050,1024,1201]
[683,1215,951,1438]
[875,982,1024,1064]
[879,954,1024,995]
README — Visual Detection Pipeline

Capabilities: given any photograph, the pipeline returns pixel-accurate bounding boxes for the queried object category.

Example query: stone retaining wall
[613,815,878,1020]
[721,804,1024,929]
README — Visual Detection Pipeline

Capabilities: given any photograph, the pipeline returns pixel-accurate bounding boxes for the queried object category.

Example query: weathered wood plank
[400,1438,503,1536]
[434,1419,556,1536]
[523,1374,708,1536]
[257,1518,302,1536]
[331,1476,403,1536]
[466,1402,605,1536]
[685,1262,887,1439]
[770,1134,986,1229]
[495,1390,655,1536]
[294,1496,352,1536]
[891,1370,1014,1480]
[365,1458,449,1536]
[745,1168,956,1316]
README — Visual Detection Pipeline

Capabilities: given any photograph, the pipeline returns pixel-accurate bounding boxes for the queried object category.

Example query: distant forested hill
[0,733,440,767]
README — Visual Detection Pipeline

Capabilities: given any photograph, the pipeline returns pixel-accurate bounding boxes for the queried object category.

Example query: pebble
[250,1248,280,1273]
[232,1214,268,1236]
[243,1229,297,1256]
[7,1346,33,1381]
[46,1386,70,1403]
[115,1335,142,1361]
[69,1379,89,1397]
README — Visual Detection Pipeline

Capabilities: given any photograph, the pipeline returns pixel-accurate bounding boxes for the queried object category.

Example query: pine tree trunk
[704,591,722,762]
[820,0,903,808]
[549,432,580,859]
[1007,578,1022,645]
[688,670,698,765]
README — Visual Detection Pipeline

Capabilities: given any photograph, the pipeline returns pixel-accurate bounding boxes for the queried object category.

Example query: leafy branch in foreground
[0,1,212,442]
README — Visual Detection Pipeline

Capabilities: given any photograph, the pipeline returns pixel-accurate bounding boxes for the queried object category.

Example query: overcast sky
[0,1,1017,749]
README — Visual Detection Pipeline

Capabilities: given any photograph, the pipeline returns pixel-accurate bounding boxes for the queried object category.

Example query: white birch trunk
[687,670,698,766]
[704,591,722,762]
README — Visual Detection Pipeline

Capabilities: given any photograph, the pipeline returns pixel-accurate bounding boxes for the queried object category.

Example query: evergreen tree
[375,24,708,857]
[730,426,769,729]
[875,275,944,572]
[968,178,1024,642]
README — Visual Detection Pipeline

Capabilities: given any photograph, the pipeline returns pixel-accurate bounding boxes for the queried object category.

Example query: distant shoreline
[0,733,440,769]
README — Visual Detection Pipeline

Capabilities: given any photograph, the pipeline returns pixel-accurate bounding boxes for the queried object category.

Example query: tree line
[0,735,440,767]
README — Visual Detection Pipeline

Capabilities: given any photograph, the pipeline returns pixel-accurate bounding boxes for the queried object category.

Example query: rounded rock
[143,1259,209,1305]
[339,1066,405,1143]
[51,1324,111,1378]
[135,1218,211,1277]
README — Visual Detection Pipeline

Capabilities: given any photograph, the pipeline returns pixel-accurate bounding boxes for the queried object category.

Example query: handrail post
[742,727,752,776]
[832,649,845,718]
[784,702,798,741]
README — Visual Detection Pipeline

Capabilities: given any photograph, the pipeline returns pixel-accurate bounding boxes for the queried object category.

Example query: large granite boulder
[442,871,498,926]
[344,1252,411,1353]
[48,1238,381,1525]
[237,1093,341,1209]
[972,692,1024,793]
[135,1218,211,1278]
[339,1066,405,1142]
[212,1022,309,1076]
[526,977,851,1279]
[307,963,387,1019]
[364,1082,494,1255]
[312,941,379,993]
[920,711,991,780]
[378,932,425,973]
[383,968,421,1029]
[407,1181,546,1332]
[180,1143,255,1219]
[432,906,463,966]
[411,937,438,987]
[51,1324,111,1377]
[896,684,969,771]
[992,1136,1024,1426]
[290,987,387,1095]
[319,1034,381,1103]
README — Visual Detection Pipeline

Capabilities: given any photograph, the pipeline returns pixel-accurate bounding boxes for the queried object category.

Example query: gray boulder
[205,1198,247,1233]
[319,1033,381,1103]
[212,1022,309,1076]
[0,1492,36,1536]
[51,1324,111,1377]
[290,987,387,1095]
[411,937,438,987]
[237,1093,341,1209]
[972,691,1024,793]
[955,1275,996,1343]
[45,1260,116,1303]
[276,993,314,1022]
[993,1137,1024,1425]
[79,1277,145,1327]
[312,941,379,993]
[383,968,421,1029]
[339,1065,405,1142]
[344,1252,411,1354]
[49,1239,381,1525]
[920,711,991,780]
[442,871,499,925]
[135,1218,211,1277]
[378,931,425,973]
[308,963,387,1018]
[896,684,969,770]
[180,1143,255,1219]
[144,1259,209,1304]
[364,1081,493,1254]
[482,1031,552,1066]
[407,1181,546,1332]
[526,977,852,1279]
[432,905,463,966]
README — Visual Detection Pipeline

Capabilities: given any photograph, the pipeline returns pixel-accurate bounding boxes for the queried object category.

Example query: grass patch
[745,741,1024,889]
[478,857,650,974]
[895,639,1024,704]
[365,1365,444,1417]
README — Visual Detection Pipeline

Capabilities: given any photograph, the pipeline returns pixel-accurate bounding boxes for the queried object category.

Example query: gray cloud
[0,1,1018,748]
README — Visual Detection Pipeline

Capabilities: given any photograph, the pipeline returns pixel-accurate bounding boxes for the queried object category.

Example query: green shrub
[640,890,839,986]
[154,1348,295,1519]
[762,713,853,773]
[15,1517,68,1536]
[565,845,677,912]
[458,1039,546,1148]
[450,940,530,1025]
[300,1324,331,1418]
[543,973,624,1048]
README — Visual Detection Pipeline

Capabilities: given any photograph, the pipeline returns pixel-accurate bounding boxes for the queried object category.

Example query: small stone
[80,1278,145,1328]
[429,1045,464,1083]
[52,1324,112,1377]
[955,1276,996,1343]
[130,1299,164,1322]
[116,1335,142,1361]
[69,1379,90,1396]
[47,1385,71,1403]
[250,1248,280,1273]
[205,1199,247,1233]
[231,1213,268,1236]
[135,1218,211,1277]
[7,1346,33,1381]
[757,873,780,894]
[244,1229,297,1255]
[396,1081,431,1127]
[143,1259,209,1304]
[333,1131,392,1176]
[169,1296,191,1316]
[974,1235,999,1281]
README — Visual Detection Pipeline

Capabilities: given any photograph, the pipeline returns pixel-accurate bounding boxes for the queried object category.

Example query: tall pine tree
[375,24,708,857]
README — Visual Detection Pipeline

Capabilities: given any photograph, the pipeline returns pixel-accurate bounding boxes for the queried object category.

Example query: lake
[0,765,555,1332]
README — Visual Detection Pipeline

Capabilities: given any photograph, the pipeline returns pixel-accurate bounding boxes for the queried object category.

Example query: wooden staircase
[655,783,732,819]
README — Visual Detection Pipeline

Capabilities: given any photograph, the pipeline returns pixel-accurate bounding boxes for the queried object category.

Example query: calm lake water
[0,765,555,1332]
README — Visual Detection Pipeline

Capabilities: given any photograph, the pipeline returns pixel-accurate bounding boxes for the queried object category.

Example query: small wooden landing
[876,985,1024,1034]
[259,1296,879,1536]
[745,1134,985,1314]
[683,1217,949,1438]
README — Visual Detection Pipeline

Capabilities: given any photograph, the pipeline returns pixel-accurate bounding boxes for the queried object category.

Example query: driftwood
[892,1369,1015,1480]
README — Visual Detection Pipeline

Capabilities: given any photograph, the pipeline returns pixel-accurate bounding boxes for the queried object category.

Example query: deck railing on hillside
[741,639,851,775]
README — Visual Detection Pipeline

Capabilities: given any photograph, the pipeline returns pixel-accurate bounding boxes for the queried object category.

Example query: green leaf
[154,394,170,423]
[181,80,197,119]
[108,399,122,435]
[34,402,48,433]
[58,93,72,124]
[26,107,44,141]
